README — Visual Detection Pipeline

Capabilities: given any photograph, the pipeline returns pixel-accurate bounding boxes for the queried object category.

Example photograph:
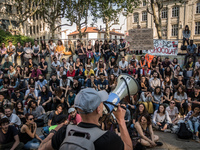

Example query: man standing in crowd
[38,88,132,150]
[0,118,24,150]
[184,40,196,66]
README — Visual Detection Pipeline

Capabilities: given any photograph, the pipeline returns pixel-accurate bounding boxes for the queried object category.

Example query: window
[33,14,35,21]
[17,6,22,15]
[162,8,168,18]
[142,11,147,21]
[37,25,39,33]
[162,27,167,37]
[33,26,35,34]
[73,35,76,39]
[6,5,12,13]
[143,0,146,6]
[36,13,38,20]
[195,22,200,34]
[171,24,178,36]
[43,23,45,30]
[30,26,32,35]
[172,6,179,17]
[197,3,200,14]
[133,13,139,23]
[40,24,42,31]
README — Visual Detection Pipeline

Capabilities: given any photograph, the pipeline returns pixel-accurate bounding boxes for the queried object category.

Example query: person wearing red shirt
[67,108,82,125]
[67,65,75,77]
[31,64,42,80]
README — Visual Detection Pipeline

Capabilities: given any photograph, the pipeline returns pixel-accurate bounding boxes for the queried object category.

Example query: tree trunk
[78,24,82,40]
[151,0,162,39]
[19,22,23,35]
[105,19,110,40]
[50,23,55,39]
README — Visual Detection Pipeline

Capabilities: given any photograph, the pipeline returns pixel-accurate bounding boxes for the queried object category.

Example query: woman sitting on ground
[13,100,27,124]
[163,86,173,106]
[19,113,44,149]
[135,114,162,148]
[166,100,179,125]
[152,104,171,131]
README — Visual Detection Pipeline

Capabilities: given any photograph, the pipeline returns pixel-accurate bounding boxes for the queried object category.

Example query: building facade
[126,0,200,48]
[0,0,61,40]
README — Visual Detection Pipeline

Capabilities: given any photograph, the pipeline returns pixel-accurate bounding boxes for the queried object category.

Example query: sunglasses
[29,118,34,120]
[170,102,175,104]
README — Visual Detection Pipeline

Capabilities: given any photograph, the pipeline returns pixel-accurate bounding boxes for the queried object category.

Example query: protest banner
[148,39,178,55]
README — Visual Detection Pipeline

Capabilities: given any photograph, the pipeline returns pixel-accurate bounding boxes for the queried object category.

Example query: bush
[0,29,34,47]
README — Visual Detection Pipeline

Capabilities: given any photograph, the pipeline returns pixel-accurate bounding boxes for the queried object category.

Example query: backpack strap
[66,124,107,142]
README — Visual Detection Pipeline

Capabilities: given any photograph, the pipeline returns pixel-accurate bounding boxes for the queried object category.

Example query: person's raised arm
[10,135,20,150]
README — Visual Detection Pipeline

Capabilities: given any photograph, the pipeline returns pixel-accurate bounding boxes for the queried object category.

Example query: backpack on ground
[59,124,107,150]
[177,122,192,139]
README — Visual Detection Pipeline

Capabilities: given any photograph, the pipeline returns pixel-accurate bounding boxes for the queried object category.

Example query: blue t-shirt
[68,94,76,106]
[97,79,108,90]
[39,91,52,103]
[187,44,196,53]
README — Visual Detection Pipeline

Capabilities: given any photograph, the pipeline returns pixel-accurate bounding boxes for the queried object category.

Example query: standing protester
[6,41,16,66]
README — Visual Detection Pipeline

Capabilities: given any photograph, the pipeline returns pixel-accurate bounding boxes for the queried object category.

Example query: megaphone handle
[120,76,131,103]
[104,101,126,111]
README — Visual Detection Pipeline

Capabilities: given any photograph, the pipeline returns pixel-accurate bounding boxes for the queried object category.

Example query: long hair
[164,66,172,77]
[184,25,190,34]
[15,100,24,112]
[177,85,185,96]
[135,103,148,117]
[138,114,151,126]
[41,85,49,96]
[154,86,162,95]
[157,104,166,114]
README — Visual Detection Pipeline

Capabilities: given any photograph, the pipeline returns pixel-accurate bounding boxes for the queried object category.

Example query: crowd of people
[0,37,199,150]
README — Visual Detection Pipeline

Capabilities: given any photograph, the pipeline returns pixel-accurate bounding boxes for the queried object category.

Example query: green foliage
[0,29,34,47]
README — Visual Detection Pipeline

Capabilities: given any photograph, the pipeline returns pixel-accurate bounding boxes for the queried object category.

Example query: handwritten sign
[125,28,154,51]
[148,40,178,55]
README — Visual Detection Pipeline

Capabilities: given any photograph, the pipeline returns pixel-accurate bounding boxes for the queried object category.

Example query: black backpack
[177,123,192,139]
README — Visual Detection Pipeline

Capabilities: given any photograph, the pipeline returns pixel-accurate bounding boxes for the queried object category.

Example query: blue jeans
[187,120,199,133]
[78,78,85,86]
[24,135,44,149]
[153,103,159,111]
[94,52,101,63]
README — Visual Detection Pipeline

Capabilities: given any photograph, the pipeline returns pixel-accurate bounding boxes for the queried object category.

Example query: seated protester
[166,100,179,125]
[97,59,106,71]
[67,107,82,125]
[163,66,173,80]
[97,73,108,92]
[128,65,138,79]
[185,57,195,69]
[152,104,171,131]
[119,57,128,73]
[0,94,12,109]
[71,77,82,94]
[24,85,38,101]
[150,66,163,80]
[49,40,57,62]
[25,58,35,73]
[163,87,173,106]
[19,113,44,149]
[23,42,33,62]
[48,104,64,127]
[110,65,122,77]
[138,55,148,69]
[60,75,71,96]
[108,57,117,74]
[11,88,24,105]
[52,87,65,110]
[51,57,60,74]
[174,65,183,79]
[140,76,149,92]
[173,75,186,90]
[131,103,148,128]
[129,54,138,65]
[93,40,101,64]
[195,57,200,70]
[57,66,66,80]
[49,74,60,96]
[0,118,24,150]
[61,58,70,72]
[85,73,98,89]
[38,85,52,112]
[149,72,161,91]
[75,64,85,86]
[140,65,151,80]
[32,40,40,63]
[188,85,200,112]
[186,76,196,94]
[194,68,200,82]
[66,90,76,108]
[3,107,21,126]
[77,42,86,64]
[162,76,173,91]
[184,106,200,142]
[13,101,27,124]
[84,65,95,81]
[28,100,45,127]
[28,77,36,89]
[171,58,180,70]
[68,55,75,69]
[74,58,83,70]
[134,114,162,147]
[55,40,65,61]
[85,58,93,70]
[95,66,108,80]
[157,56,163,69]
[35,74,47,92]
[31,64,42,80]
[8,77,19,94]
[67,65,75,77]
[183,65,194,83]
[108,74,117,92]
[110,40,118,61]
[129,59,138,70]
[162,57,171,69]
[174,85,188,115]
[152,86,163,111]
[8,65,16,79]
[150,57,158,70]
[2,76,9,90]
[38,57,48,77]
[138,92,154,114]
[15,66,23,81]
[2,56,12,74]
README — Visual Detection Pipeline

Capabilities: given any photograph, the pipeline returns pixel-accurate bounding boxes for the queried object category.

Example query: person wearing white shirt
[119,57,128,73]
[195,57,200,70]
[51,57,60,73]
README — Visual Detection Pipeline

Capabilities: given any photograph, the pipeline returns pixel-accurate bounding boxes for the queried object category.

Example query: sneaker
[195,136,199,143]
[193,134,196,140]
[155,142,163,146]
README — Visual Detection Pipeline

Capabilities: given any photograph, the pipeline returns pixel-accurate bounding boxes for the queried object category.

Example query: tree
[12,0,42,34]
[91,0,140,39]
[39,0,72,39]
[146,0,184,39]
[65,0,91,40]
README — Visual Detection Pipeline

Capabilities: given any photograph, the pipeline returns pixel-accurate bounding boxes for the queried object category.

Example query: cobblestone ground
[36,128,200,150]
